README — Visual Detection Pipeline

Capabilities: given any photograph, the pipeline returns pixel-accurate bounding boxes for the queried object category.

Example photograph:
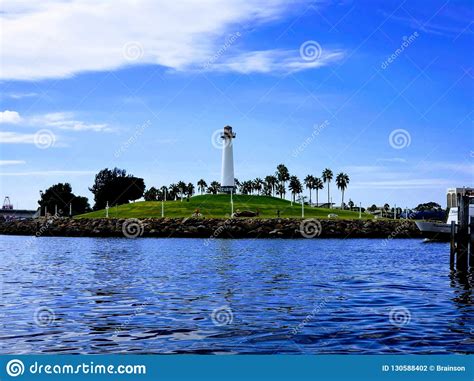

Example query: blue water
[0,236,472,354]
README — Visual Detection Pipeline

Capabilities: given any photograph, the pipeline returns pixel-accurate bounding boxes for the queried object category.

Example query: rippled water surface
[0,235,473,354]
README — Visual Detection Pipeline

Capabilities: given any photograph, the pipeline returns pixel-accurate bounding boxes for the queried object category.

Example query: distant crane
[2,196,13,210]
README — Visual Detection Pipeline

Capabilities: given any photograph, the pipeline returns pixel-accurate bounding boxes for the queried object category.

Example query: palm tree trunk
[309,188,312,204]
[327,184,330,208]
[341,190,344,208]
[316,190,319,206]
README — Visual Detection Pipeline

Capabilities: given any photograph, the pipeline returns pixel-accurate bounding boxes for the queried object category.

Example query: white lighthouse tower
[220,125,236,193]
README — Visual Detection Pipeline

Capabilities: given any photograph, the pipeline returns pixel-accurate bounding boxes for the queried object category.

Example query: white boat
[415,187,474,241]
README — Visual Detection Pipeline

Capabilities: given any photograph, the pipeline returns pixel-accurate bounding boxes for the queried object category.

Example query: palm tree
[197,179,207,195]
[240,180,253,195]
[276,182,286,199]
[304,175,315,204]
[169,183,180,200]
[276,164,290,198]
[322,168,333,207]
[348,199,354,210]
[253,178,263,195]
[314,177,323,206]
[177,181,187,200]
[335,172,350,208]
[288,176,303,202]
[187,182,195,197]
[207,181,221,195]
[234,178,240,192]
[160,186,169,200]
[265,175,277,197]
[262,183,272,196]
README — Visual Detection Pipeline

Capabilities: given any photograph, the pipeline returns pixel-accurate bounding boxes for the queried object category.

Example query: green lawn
[76,194,373,219]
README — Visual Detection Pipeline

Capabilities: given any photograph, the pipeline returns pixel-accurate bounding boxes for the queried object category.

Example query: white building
[220,125,236,193]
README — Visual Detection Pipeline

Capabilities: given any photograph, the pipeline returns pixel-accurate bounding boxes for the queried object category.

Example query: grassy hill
[77,194,373,219]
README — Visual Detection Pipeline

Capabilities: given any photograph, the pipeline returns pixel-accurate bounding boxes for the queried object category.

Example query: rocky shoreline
[0,217,422,239]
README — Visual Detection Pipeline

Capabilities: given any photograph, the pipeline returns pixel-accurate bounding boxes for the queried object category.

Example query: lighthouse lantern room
[220,125,236,194]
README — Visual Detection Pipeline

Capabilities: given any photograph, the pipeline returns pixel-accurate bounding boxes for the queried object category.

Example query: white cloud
[0,0,340,80]
[6,92,39,99]
[375,157,407,163]
[0,160,26,166]
[0,110,22,124]
[350,178,452,189]
[343,160,473,190]
[0,131,37,144]
[207,49,344,74]
[31,112,111,132]
[0,170,95,176]
[0,110,111,132]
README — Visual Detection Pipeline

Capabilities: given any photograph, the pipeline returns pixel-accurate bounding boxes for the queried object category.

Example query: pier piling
[470,217,474,268]
[450,221,456,270]
[450,190,472,272]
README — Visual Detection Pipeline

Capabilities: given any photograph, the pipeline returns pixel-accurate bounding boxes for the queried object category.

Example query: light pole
[162,188,167,218]
[298,194,306,218]
[359,202,362,219]
[105,201,109,218]
[39,190,44,217]
[230,189,234,217]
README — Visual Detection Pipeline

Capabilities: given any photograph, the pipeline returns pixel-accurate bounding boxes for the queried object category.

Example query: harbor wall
[0,217,422,239]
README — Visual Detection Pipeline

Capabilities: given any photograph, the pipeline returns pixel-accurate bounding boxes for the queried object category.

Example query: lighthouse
[220,125,236,193]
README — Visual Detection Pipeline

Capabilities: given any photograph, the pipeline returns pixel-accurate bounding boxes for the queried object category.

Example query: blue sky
[0,0,473,210]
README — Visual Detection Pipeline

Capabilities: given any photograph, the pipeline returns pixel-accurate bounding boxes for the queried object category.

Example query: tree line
[38,164,351,215]
[145,164,350,207]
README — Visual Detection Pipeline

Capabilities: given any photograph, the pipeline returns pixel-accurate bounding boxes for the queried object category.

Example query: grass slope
[77,194,373,220]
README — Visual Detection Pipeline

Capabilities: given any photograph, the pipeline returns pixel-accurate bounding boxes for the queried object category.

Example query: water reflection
[0,236,472,354]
